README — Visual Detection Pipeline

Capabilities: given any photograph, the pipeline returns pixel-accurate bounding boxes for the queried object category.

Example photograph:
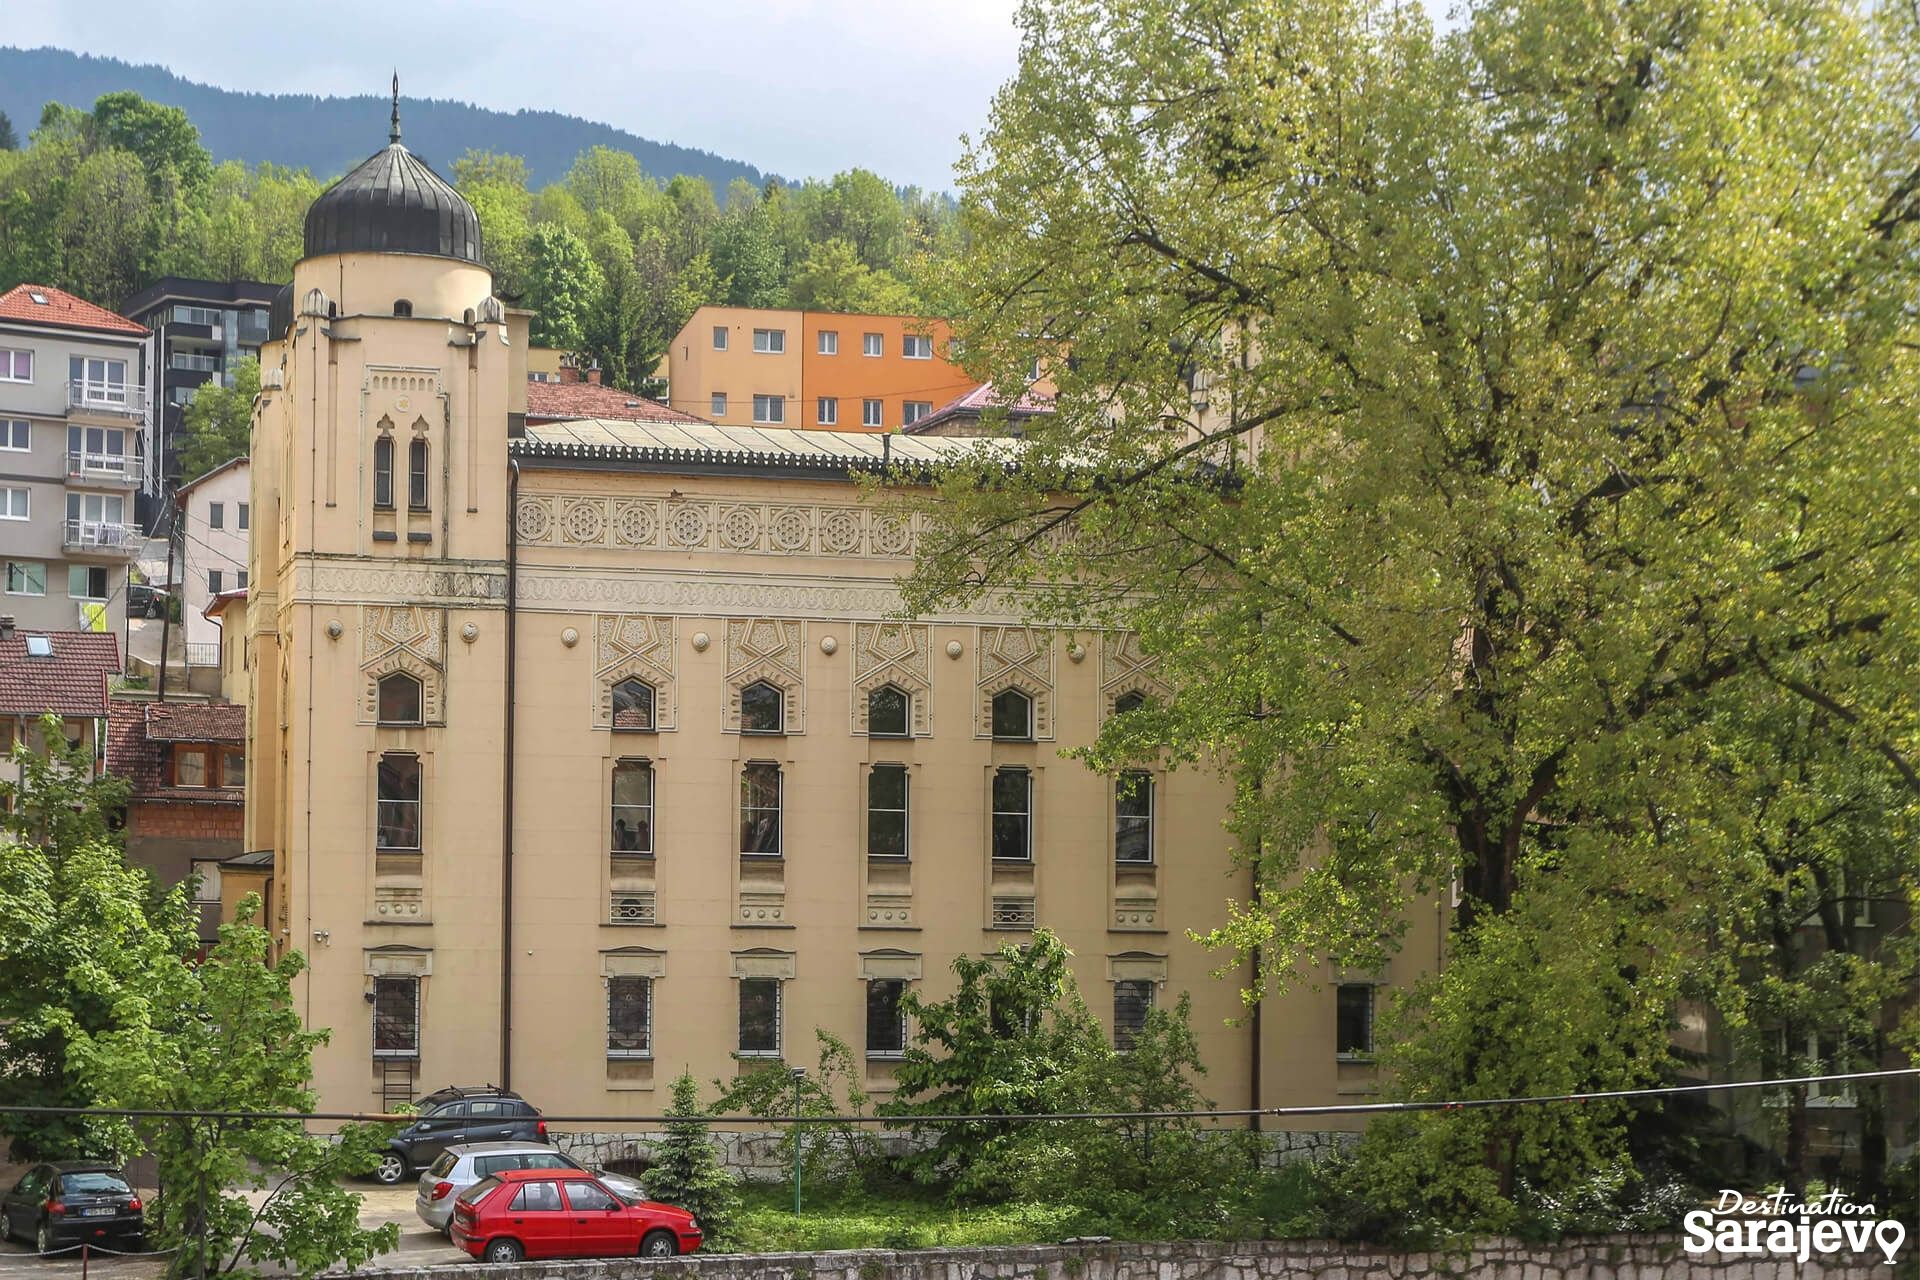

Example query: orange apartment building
[667,306,978,433]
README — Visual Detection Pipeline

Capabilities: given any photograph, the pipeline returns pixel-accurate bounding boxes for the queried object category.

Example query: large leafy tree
[177,357,261,482]
[907,0,1920,1222]
[0,719,197,1160]
[523,222,604,351]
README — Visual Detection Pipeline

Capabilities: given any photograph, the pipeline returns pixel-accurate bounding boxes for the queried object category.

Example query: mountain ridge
[0,46,776,191]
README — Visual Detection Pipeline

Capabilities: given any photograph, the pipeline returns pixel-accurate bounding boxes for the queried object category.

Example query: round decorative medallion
[768,507,811,552]
[515,499,552,542]
[461,623,479,643]
[820,509,861,554]
[691,631,711,652]
[668,505,708,548]
[1068,642,1086,663]
[945,640,964,659]
[870,514,911,556]
[561,627,579,647]
[395,395,411,413]
[561,500,604,544]
[720,505,762,550]
[613,502,656,546]
[326,620,343,640]
[820,635,838,655]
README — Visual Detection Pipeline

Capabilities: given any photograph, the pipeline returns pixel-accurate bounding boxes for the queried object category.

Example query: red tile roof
[0,284,148,338]
[144,701,246,744]
[905,382,1054,435]
[526,380,706,426]
[203,587,247,620]
[0,630,122,718]
[106,698,245,800]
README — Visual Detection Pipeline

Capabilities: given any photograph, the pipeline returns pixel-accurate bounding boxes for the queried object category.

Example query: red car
[450,1168,702,1263]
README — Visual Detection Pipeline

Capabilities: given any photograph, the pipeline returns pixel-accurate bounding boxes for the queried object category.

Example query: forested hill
[0,47,773,190]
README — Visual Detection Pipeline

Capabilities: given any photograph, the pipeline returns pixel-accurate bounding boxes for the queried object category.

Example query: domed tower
[245,79,528,1111]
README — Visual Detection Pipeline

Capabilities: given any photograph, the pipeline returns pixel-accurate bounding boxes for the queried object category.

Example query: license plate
[83,1208,115,1217]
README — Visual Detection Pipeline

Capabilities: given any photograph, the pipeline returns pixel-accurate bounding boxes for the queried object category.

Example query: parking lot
[0,1183,468,1277]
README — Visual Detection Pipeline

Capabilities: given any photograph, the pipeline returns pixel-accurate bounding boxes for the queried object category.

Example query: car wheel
[36,1220,54,1256]
[484,1238,524,1263]
[640,1230,678,1259]
[374,1152,407,1185]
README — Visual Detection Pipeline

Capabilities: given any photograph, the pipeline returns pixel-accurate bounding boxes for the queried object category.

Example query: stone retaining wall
[553,1129,1357,1182]
[343,1234,1897,1280]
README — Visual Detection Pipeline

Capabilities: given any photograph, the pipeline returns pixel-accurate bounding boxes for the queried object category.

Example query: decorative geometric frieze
[1113,897,1159,930]
[723,618,805,734]
[851,622,933,736]
[1100,631,1169,713]
[359,605,447,725]
[512,492,926,559]
[591,614,677,731]
[374,885,424,921]
[294,556,507,608]
[990,896,1037,929]
[738,890,787,924]
[975,626,1055,739]
[864,893,915,928]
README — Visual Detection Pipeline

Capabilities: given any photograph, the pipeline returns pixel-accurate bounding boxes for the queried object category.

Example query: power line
[0,1069,1910,1128]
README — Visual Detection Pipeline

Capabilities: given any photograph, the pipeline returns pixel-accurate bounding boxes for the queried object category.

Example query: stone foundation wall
[553,1128,1356,1182]
[345,1234,1897,1280]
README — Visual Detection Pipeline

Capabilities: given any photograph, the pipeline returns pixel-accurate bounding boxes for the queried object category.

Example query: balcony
[64,519,141,556]
[67,449,143,486]
[67,381,147,419]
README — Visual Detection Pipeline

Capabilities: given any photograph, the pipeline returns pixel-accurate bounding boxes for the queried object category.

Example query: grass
[727,1182,1088,1253]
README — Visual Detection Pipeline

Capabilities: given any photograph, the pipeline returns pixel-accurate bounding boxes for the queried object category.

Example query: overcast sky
[7,0,1028,190]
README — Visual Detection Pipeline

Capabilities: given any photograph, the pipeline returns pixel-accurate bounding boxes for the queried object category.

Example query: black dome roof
[302,88,482,265]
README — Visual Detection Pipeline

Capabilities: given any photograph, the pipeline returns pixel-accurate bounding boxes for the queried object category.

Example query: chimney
[0,615,13,640]
[585,368,602,386]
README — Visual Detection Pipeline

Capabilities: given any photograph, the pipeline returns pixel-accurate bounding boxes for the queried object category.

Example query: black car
[1,1162,144,1255]
[376,1086,547,1184]
[125,583,165,619]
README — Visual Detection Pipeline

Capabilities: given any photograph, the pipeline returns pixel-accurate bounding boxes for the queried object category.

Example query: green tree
[0,111,17,151]
[0,717,197,1160]
[523,222,603,350]
[787,238,915,313]
[712,1031,877,1186]
[711,182,785,307]
[58,147,151,305]
[806,169,911,272]
[90,92,213,199]
[455,151,533,299]
[176,357,260,481]
[881,930,1109,1199]
[907,0,1920,1226]
[72,900,399,1280]
[641,1072,740,1245]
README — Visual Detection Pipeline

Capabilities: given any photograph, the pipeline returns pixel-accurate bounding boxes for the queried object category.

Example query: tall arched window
[408,438,429,510]
[373,435,394,509]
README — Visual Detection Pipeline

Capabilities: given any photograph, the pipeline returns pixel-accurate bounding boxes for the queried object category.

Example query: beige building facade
[248,123,1438,1134]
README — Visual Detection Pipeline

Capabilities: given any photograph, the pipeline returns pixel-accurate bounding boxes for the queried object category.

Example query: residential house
[173,457,250,672]
[0,620,121,804]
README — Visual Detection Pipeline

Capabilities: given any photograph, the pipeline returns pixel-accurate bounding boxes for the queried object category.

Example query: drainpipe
[501,458,519,1088]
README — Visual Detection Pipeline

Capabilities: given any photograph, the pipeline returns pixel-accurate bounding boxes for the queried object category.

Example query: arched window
[376,672,422,726]
[407,438,429,510]
[373,435,394,509]
[867,684,909,737]
[611,678,655,731]
[740,681,783,734]
[392,299,413,317]
[1114,690,1147,716]
[991,688,1033,740]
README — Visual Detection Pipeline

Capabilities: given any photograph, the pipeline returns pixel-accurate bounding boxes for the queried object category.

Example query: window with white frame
[712,325,729,351]
[902,334,932,360]
[711,392,728,418]
[752,394,785,424]
[0,487,27,520]
[1335,983,1375,1059]
[752,328,786,354]
[862,399,883,428]
[817,397,838,426]
[68,566,107,600]
[867,685,909,737]
[867,979,908,1056]
[0,349,31,382]
[612,760,654,855]
[0,420,26,450]
[69,357,128,403]
[737,978,781,1056]
[607,975,652,1058]
[173,304,220,326]
[209,502,224,530]
[862,333,883,357]
[1116,772,1153,862]
[6,561,46,596]
[817,330,838,355]
[208,568,223,594]
[372,975,420,1058]
[237,570,248,590]
[903,400,933,426]
[991,688,1033,740]
[867,764,908,857]
[991,767,1032,861]
[238,503,250,530]
[1113,980,1154,1050]
[741,681,784,733]
[611,678,656,731]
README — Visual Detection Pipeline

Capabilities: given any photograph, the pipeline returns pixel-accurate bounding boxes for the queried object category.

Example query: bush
[712,1031,882,1187]
[642,1072,741,1245]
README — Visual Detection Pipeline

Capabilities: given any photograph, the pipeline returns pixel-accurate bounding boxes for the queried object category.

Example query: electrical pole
[156,499,176,702]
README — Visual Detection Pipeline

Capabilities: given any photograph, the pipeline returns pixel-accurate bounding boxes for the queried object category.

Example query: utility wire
[1,1069,1911,1128]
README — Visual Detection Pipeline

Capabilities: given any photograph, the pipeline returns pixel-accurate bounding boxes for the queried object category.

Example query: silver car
[413,1143,647,1233]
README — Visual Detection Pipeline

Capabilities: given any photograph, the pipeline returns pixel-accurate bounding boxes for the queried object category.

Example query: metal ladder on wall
[379,1059,416,1114]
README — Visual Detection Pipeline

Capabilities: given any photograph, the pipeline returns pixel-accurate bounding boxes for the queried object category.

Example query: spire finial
[389,71,402,144]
